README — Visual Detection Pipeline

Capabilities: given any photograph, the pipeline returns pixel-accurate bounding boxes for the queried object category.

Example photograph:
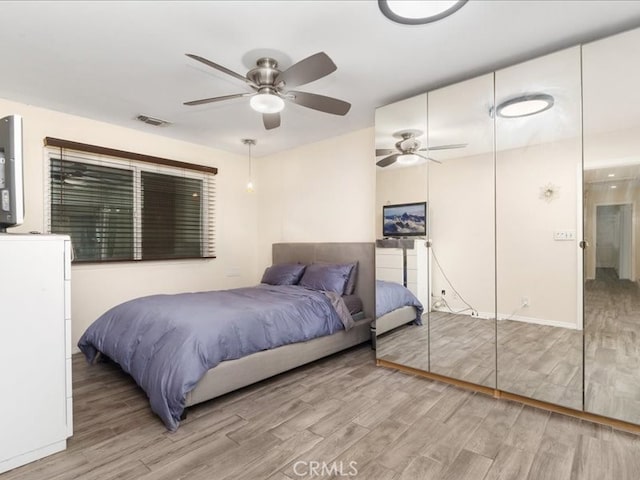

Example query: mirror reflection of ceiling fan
[183,52,351,130]
[376,129,467,168]
[51,163,120,186]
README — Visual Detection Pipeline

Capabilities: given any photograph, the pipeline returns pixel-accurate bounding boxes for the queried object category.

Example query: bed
[78,242,374,431]
[372,279,423,349]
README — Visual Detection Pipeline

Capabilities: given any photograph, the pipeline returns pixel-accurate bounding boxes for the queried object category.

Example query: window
[46,139,216,263]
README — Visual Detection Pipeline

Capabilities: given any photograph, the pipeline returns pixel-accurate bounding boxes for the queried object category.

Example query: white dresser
[376,238,430,308]
[0,234,72,474]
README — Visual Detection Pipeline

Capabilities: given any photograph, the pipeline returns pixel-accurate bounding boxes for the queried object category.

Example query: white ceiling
[1,1,640,158]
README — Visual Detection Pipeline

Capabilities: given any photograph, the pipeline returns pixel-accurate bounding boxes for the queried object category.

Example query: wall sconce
[540,182,559,202]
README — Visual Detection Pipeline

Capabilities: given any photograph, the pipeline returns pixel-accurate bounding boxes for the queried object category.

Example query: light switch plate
[553,230,576,241]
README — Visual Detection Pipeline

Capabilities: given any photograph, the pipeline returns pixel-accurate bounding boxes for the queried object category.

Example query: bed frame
[184,242,375,407]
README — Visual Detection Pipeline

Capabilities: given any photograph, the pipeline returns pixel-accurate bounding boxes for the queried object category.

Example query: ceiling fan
[183,51,351,130]
[376,129,467,168]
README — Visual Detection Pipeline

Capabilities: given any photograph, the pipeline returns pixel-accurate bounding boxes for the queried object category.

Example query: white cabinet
[0,234,72,474]
[376,239,430,308]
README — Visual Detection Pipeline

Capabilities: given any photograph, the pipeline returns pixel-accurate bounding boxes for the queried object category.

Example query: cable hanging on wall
[430,245,479,317]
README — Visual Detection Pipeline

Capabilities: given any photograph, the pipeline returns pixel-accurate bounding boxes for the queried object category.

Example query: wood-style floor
[3,346,640,480]
[585,268,640,424]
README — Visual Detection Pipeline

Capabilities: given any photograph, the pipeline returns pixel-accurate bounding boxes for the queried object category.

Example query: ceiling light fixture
[249,90,285,114]
[608,173,615,177]
[378,0,467,25]
[242,138,256,193]
[611,185,618,189]
[397,153,420,165]
[495,93,555,118]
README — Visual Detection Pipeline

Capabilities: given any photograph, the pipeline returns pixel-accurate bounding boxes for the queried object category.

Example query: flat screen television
[383,201,427,237]
[0,115,24,232]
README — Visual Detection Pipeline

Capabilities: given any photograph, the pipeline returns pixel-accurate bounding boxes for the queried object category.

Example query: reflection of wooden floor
[430,312,495,388]
[498,320,582,410]
[585,268,640,424]
[377,315,583,410]
[377,268,640,424]
[377,322,430,372]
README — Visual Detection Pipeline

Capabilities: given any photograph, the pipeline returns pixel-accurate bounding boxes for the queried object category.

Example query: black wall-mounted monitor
[0,115,24,232]
[383,201,427,238]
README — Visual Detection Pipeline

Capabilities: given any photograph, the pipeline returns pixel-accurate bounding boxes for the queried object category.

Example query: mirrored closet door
[495,47,583,409]
[583,28,640,424]
[427,74,496,388]
[375,94,430,372]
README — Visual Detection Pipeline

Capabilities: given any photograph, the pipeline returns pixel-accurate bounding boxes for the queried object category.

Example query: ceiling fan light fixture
[250,93,285,114]
[63,177,86,186]
[397,153,420,165]
[378,0,467,25]
[496,93,554,118]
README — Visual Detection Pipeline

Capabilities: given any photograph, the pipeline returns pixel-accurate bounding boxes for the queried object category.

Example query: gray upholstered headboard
[272,242,375,320]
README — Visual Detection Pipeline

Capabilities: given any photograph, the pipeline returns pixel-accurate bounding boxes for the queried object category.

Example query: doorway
[595,203,633,280]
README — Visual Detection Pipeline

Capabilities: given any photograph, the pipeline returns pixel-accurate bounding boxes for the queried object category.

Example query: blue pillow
[261,264,306,286]
[298,263,355,294]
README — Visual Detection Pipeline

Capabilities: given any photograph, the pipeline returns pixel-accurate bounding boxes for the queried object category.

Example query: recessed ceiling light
[608,173,615,177]
[496,93,555,118]
[378,0,467,25]
[611,185,618,189]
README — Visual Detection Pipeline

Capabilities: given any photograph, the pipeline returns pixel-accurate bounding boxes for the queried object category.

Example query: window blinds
[46,142,216,263]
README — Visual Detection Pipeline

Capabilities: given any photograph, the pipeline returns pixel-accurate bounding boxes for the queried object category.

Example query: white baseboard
[0,440,66,474]
[431,307,580,330]
[497,314,580,330]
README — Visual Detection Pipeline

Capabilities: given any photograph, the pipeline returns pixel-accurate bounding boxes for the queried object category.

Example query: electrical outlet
[226,267,241,277]
[521,297,529,308]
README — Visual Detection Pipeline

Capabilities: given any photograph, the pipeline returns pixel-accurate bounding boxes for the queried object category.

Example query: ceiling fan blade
[183,92,253,106]
[419,143,468,151]
[418,154,442,164]
[263,112,281,130]
[376,154,400,168]
[186,53,258,89]
[288,90,351,116]
[276,52,337,88]
[376,148,395,156]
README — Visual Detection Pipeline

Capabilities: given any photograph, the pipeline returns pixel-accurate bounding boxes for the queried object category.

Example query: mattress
[79,284,354,430]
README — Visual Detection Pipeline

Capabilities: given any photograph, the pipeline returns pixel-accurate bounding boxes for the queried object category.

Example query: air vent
[136,115,171,127]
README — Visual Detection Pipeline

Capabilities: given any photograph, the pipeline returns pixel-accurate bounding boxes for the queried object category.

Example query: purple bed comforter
[78,284,347,431]
[376,280,423,324]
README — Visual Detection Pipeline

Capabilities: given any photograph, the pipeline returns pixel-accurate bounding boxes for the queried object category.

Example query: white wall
[496,139,581,329]
[255,127,376,272]
[0,98,258,348]
[429,153,495,317]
